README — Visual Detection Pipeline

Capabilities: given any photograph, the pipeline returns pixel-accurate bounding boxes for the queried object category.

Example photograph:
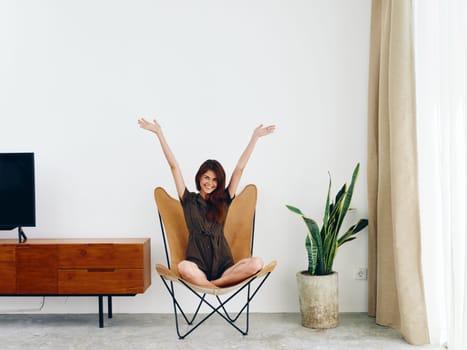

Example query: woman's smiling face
[199,170,218,198]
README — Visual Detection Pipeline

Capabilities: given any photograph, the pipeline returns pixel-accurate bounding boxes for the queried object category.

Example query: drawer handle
[87,268,116,273]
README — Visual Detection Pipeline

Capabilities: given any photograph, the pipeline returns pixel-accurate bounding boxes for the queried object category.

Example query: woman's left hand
[252,124,276,139]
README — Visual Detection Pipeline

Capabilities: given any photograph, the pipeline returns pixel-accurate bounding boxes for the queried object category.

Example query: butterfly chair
[154,184,277,339]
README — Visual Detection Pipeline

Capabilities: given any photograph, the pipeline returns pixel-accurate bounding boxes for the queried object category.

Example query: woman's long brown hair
[195,159,227,223]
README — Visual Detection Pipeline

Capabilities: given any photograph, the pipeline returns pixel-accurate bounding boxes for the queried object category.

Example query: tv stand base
[17,226,27,244]
[0,238,151,328]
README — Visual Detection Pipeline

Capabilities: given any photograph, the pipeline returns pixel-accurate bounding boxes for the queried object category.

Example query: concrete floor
[0,313,442,350]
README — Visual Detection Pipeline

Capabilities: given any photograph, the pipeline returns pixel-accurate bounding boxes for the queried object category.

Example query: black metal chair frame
[157,211,274,339]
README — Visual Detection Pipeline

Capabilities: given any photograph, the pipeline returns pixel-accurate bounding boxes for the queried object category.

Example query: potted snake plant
[286,163,368,329]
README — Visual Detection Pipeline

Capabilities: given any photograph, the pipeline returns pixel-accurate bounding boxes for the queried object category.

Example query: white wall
[0,0,371,314]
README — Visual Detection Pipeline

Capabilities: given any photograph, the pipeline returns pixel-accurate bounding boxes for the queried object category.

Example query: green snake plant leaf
[321,174,332,242]
[335,163,360,236]
[338,219,368,246]
[305,233,317,274]
[303,216,323,273]
[323,231,338,274]
[285,204,320,274]
[340,236,356,245]
[286,205,304,216]
[334,183,347,212]
[327,184,346,231]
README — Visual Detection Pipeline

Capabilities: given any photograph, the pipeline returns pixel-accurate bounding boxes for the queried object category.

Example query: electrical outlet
[354,268,368,280]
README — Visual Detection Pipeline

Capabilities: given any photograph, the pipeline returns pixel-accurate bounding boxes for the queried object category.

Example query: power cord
[0,296,45,313]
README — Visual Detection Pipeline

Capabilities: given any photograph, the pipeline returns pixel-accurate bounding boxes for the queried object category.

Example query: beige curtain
[367,0,430,345]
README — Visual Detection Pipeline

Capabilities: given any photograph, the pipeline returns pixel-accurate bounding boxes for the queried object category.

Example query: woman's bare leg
[211,257,263,288]
[177,260,217,288]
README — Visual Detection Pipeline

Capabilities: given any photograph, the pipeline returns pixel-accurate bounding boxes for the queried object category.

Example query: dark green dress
[180,188,234,280]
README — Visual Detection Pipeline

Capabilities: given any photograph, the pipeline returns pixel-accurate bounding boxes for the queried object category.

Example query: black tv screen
[0,153,36,230]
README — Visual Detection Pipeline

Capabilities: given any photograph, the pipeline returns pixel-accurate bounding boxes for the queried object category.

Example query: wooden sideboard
[0,238,151,327]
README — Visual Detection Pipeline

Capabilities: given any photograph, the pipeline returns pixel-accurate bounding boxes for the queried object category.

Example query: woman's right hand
[138,118,162,136]
[138,117,186,197]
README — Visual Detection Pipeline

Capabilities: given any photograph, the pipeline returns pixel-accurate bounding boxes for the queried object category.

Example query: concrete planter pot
[296,271,338,329]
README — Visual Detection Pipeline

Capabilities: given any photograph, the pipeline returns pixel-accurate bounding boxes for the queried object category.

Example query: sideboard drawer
[58,244,144,269]
[58,269,145,294]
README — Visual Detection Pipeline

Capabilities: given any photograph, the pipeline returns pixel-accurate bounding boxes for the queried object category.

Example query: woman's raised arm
[138,118,186,199]
[228,124,275,198]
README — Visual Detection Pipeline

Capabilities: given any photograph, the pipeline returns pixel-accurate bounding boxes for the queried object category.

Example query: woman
[138,118,275,288]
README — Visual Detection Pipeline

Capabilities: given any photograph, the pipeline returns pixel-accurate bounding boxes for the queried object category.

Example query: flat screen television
[0,152,35,242]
